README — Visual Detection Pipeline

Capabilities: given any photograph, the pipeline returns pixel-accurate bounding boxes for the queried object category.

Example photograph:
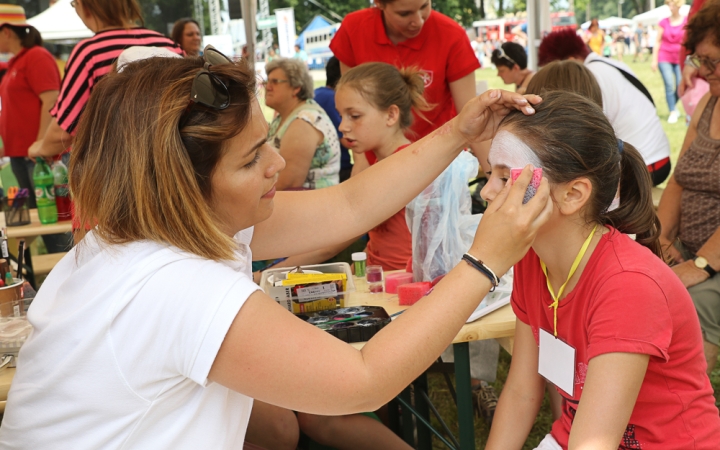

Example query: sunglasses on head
[179,45,234,129]
[492,47,518,67]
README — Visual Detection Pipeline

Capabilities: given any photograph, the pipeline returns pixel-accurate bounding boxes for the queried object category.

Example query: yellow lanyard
[540,224,598,336]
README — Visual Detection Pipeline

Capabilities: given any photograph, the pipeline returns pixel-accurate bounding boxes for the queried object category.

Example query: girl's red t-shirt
[512,228,720,449]
[364,145,412,270]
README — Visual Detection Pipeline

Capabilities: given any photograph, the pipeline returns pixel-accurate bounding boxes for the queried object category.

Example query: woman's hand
[452,90,542,145]
[678,64,699,97]
[672,260,710,289]
[651,60,658,72]
[660,237,684,264]
[468,165,553,277]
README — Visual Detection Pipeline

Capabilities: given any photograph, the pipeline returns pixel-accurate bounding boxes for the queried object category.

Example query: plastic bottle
[33,158,57,224]
[52,160,71,222]
[351,252,366,278]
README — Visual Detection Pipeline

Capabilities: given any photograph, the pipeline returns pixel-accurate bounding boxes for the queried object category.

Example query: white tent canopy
[632,4,690,27]
[580,17,633,30]
[27,0,92,41]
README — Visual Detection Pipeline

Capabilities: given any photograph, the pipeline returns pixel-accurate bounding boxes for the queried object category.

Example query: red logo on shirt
[420,70,434,88]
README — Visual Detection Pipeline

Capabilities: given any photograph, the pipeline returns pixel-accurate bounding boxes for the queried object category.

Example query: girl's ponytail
[398,67,431,123]
[603,141,661,256]
[337,62,431,130]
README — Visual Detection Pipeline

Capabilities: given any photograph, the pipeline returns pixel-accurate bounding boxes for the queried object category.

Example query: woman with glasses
[0,46,548,448]
[264,58,340,190]
[657,0,720,387]
[28,0,182,160]
[490,42,535,95]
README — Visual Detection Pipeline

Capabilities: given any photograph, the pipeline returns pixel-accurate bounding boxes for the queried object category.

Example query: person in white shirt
[537,29,672,186]
[0,47,549,449]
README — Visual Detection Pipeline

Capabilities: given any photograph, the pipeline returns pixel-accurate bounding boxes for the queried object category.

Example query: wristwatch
[694,256,717,277]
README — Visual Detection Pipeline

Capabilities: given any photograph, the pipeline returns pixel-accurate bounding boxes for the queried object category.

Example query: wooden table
[0,367,14,413]
[0,209,73,239]
[347,277,516,450]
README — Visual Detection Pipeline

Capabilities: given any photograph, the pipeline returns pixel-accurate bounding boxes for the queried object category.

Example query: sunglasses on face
[179,45,233,129]
[492,47,518,67]
[688,54,720,74]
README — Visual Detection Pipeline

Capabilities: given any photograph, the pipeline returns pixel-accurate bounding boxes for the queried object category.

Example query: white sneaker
[668,110,680,124]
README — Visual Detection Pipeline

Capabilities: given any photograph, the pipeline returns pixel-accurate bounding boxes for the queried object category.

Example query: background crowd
[0,0,719,448]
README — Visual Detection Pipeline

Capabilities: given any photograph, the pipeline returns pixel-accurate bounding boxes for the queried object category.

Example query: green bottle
[33,158,57,224]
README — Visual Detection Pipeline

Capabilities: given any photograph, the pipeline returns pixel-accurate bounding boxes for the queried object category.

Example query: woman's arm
[28,118,72,158]
[486,320,546,450]
[251,90,542,260]
[657,92,710,260]
[35,90,59,141]
[567,353,649,450]
[275,119,324,190]
[651,27,664,71]
[210,167,554,415]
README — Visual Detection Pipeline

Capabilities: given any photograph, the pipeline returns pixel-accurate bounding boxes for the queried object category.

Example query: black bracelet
[461,253,499,292]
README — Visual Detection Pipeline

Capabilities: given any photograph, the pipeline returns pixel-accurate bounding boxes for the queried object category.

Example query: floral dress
[267,100,341,189]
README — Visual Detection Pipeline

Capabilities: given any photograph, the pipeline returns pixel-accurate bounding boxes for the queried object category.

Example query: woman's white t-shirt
[0,229,260,449]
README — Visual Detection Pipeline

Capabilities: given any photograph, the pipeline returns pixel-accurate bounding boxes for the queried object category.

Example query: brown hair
[71,56,257,261]
[265,58,314,101]
[525,60,603,108]
[1,24,42,48]
[501,91,661,255]
[336,62,431,130]
[684,0,720,54]
[171,18,200,47]
[80,0,144,28]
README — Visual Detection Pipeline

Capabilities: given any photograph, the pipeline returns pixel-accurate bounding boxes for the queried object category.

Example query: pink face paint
[511,167,543,204]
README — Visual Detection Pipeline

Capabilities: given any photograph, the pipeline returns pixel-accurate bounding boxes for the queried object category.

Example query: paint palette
[297,306,391,343]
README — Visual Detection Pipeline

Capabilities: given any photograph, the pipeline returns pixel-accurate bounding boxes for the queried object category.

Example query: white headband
[488,130,542,169]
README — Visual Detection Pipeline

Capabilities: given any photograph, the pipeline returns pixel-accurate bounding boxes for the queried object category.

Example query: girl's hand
[650,60,658,72]
[468,165,553,278]
[452,90,542,145]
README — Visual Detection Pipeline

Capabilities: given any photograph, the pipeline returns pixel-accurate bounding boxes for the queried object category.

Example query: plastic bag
[406,151,481,282]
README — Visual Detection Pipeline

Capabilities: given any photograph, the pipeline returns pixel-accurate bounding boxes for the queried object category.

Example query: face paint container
[352,252,367,277]
[366,265,384,293]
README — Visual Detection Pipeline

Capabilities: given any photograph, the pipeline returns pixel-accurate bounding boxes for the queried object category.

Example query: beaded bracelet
[461,253,500,292]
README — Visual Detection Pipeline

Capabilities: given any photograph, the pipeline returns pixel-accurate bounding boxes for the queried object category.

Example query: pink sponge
[385,272,415,294]
[398,282,432,306]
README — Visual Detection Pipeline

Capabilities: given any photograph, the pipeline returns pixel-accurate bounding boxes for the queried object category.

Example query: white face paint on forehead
[488,130,542,169]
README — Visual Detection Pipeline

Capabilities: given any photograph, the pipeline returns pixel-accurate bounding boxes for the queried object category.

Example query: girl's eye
[244,151,261,168]
[351,115,361,120]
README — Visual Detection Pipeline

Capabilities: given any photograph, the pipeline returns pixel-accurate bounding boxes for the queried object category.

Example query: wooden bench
[31,252,68,276]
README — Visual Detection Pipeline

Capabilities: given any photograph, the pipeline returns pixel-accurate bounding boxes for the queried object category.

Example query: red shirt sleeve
[26,48,61,97]
[444,21,481,83]
[586,272,672,362]
[329,19,357,68]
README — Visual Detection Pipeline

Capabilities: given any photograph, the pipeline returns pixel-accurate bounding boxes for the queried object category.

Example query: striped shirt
[51,28,183,134]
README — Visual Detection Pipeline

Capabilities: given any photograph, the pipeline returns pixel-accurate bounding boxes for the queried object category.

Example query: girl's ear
[386,104,401,127]
[556,177,593,216]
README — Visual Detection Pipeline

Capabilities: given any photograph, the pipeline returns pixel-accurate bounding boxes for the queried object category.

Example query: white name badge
[538,328,576,397]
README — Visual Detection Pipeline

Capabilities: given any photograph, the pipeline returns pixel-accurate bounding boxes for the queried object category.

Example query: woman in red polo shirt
[0,6,69,252]
[329,0,480,141]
